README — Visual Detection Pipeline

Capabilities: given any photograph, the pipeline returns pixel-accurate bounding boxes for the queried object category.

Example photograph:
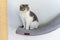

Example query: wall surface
[8,0,60,40]
[8,0,60,26]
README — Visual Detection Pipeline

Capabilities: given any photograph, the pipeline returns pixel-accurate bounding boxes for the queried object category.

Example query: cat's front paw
[25,27,30,30]
[30,27,34,30]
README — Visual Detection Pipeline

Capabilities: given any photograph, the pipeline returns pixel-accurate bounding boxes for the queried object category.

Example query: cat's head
[20,4,29,11]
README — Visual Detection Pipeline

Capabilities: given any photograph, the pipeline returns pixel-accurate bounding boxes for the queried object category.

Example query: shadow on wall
[16,14,60,36]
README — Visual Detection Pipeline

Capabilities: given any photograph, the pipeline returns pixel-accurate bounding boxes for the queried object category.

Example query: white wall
[8,0,60,40]
[8,0,60,27]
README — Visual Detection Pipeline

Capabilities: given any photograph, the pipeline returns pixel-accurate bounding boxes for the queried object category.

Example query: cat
[19,4,39,30]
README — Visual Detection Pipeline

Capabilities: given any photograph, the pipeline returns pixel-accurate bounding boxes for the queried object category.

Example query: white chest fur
[20,11,31,19]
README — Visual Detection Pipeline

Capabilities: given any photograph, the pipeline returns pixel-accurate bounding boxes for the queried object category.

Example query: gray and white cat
[19,4,39,30]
